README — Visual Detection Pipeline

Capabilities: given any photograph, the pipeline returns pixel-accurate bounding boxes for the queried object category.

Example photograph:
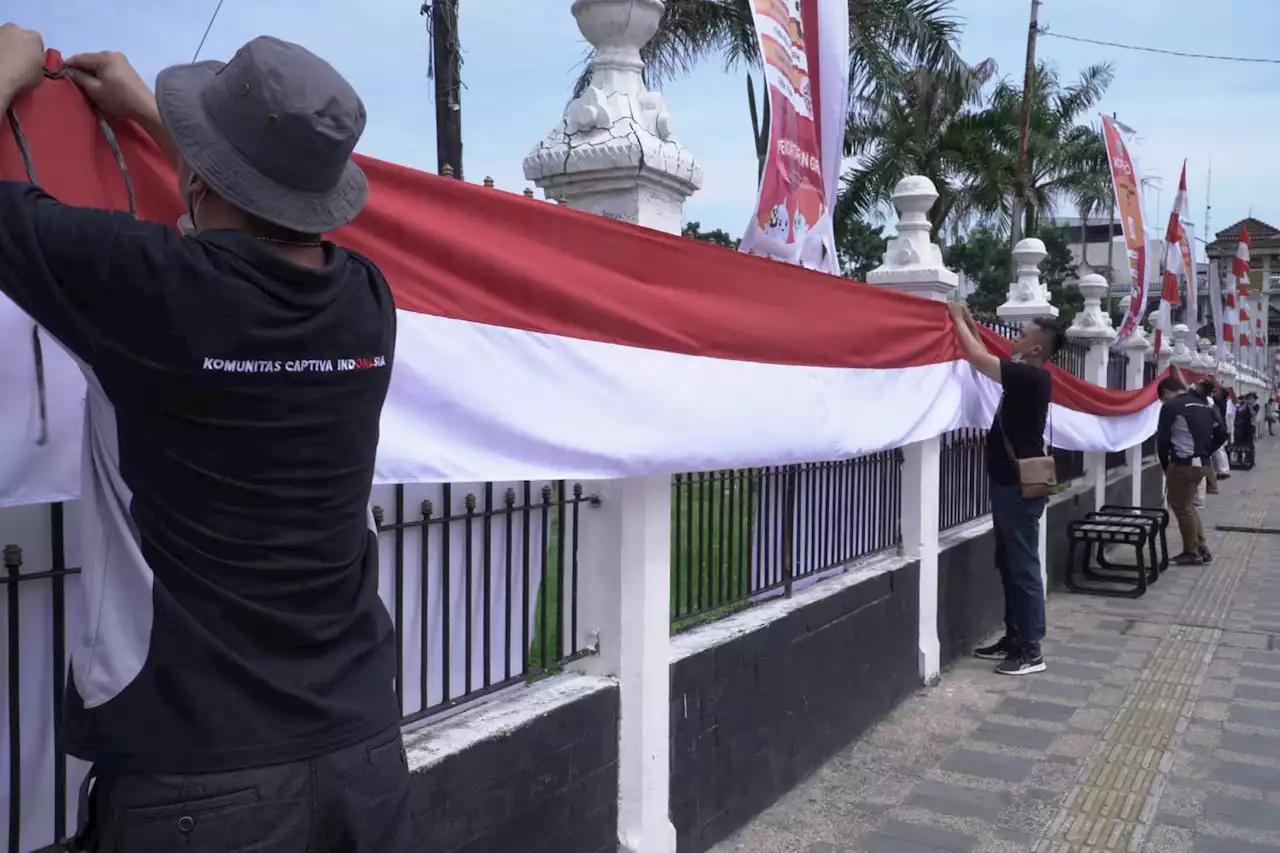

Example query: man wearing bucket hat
[0,25,411,852]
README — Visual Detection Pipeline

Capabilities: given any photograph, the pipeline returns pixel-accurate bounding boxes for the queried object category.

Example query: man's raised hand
[65,50,158,125]
[0,24,47,110]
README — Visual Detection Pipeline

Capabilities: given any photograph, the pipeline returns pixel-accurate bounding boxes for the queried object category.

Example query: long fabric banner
[737,0,845,272]
[1102,115,1150,347]
[1209,260,1225,365]
[0,55,1165,510]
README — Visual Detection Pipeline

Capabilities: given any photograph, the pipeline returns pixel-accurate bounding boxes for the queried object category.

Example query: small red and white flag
[1155,163,1187,354]
[1235,226,1252,347]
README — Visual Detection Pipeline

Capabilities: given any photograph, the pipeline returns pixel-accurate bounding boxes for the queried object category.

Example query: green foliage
[948,223,1083,325]
[837,219,889,280]
[682,220,740,249]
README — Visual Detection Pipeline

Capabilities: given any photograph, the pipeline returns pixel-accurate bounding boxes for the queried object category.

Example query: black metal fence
[371,481,593,726]
[1,482,597,853]
[1142,360,1159,458]
[670,452,904,628]
[939,428,990,530]
[1107,352,1129,390]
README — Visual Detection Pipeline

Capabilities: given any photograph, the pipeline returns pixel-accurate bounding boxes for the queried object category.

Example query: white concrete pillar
[525,3,695,850]
[1119,328,1153,506]
[1170,323,1194,371]
[867,176,956,685]
[1066,273,1117,510]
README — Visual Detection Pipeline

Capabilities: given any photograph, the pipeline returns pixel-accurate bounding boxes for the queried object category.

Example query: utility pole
[1009,0,1041,254]
[424,1,463,179]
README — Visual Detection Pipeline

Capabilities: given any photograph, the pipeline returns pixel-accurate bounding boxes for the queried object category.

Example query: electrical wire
[193,0,227,62]
[1040,29,1280,65]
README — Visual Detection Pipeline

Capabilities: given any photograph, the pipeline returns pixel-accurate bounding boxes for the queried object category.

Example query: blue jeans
[991,483,1047,657]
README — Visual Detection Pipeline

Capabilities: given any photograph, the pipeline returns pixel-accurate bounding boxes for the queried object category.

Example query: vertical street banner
[738,0,849,274]
[1209,260,1225,365]
[1102,115,1149,346]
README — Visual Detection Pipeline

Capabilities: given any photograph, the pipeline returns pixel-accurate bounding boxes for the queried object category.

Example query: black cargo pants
[73,726,412,852]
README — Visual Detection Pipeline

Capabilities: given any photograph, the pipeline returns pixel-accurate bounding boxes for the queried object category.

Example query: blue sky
[12,0,1280,247]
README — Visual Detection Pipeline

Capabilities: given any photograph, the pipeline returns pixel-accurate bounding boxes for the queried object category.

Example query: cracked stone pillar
[522,0,702,235]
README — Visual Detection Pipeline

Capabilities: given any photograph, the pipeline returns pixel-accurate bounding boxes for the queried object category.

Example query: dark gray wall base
[409,687,619,853]
[938,526,1001,669]
[670,562,920,853]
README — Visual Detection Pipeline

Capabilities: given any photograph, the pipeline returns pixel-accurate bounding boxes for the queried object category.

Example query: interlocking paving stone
[993,696,1079,724]
[1201,793,1280,832]
[1209,760,1280,793]
[1232,682,1280,703]
[972,721,1059,752]
[1219,730,1280,759]
[1021,679,1097,703]
[905,780,1011,822]
[1044,661,1113,681]
[1053,644,1123,664]
[1193,835,1280,853]
[1227,704,1280,729]
[1238,665,1280,684]
[940,749,1036,784]
[864,820,978,853]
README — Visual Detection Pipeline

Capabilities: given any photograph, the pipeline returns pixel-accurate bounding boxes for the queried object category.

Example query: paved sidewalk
[712,440,1280,853]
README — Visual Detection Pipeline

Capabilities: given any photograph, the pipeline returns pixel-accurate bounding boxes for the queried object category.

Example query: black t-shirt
[0,181,399,772]
[986,360,1053,486]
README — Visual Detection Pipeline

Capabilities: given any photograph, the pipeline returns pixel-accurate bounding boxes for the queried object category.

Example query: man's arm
[1209,411,1229,455]
[1155,404,1174,470]
[947,302,1002,382]
[64,51,179,167]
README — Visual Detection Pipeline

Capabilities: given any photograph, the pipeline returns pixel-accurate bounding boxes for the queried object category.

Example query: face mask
[1010,353,1025,364]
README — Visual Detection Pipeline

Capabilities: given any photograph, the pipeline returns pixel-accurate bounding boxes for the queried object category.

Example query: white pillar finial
[866,176,957,300]
[1066,273,1116,343]
[523,0,701,234]
[1170,323,1194,368]
[998,238,1058,321]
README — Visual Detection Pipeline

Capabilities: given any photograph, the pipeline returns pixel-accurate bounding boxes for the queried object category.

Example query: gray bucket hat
[156,36,368,234]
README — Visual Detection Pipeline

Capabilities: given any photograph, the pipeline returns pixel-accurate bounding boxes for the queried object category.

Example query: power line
[193,0,227,62]
[1040,29,1280,65]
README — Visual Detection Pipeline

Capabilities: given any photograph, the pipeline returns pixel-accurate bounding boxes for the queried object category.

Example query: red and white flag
[0,57,1169,509]
[1154,163,1188,354]
[1235,226,1252,348]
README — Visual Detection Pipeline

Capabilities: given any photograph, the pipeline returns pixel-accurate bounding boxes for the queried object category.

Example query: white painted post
[1066,273,1117,510]
[1170,323,1194,370]
[525,3,696,850]
[1118,328,1152,506]
[867,176,956,686]
[990,240,1056,590]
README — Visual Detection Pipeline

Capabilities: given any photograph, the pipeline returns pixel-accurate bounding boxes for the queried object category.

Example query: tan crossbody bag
[996,404,1056,499]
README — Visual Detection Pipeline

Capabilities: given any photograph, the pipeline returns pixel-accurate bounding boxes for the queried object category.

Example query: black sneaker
[1171,552,1204,566]
[1218,473,1232,480]
[996,654,1046,676]
[1200,548,1213,564]
[974,637,1015,661]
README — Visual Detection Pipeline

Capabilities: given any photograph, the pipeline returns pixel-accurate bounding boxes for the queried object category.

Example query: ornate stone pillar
[1067,273,1116,509]
[533,4,689,851]
[868,176,956,687]
[1118,328,1153,506]
[997,238,1058,321]
[523,0,702,235]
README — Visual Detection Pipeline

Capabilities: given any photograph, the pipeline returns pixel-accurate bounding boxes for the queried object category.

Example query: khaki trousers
[1166,464,1207,555]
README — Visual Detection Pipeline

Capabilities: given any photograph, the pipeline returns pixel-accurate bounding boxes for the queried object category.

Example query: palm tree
[837,61,996,239]
[960,61,1115,238]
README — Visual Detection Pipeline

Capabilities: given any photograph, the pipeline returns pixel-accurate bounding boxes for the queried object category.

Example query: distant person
[1157,377,1228,566]
[948,302,1064,677]
[1236,392,1256,449]
[1267,398,1277,436]
[1201,382,1231,490]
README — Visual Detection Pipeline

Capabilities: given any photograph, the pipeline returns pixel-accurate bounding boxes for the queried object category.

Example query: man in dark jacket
[0,25,410,852]
[1157,377,1229,565]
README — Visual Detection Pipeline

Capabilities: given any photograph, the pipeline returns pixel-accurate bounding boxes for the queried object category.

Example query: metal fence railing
[1107,352,1129,390]
[939,428,990,531]
[3,481,598,853]
[372,481,594,726]
[670,452,904,628]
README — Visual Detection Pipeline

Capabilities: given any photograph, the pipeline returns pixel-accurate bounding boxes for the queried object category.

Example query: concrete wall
[405,676,619,853]
[668,561,919,853]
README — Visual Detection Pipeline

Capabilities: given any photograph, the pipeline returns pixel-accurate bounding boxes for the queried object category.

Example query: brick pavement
[711,440,1280,853]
